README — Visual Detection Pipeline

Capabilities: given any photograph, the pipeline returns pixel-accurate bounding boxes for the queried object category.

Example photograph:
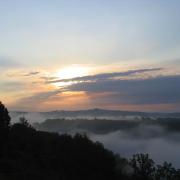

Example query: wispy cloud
[13,90,61,107]
[23,71,40,77]
[0,58,20,68]
[47,68,162,83]
[0,81,25,92]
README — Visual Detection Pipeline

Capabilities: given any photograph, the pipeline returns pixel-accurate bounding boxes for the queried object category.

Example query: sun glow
[53,65,91,88]
[56,65,90,80]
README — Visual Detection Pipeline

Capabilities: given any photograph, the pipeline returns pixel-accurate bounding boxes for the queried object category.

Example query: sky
[0,0,180,112]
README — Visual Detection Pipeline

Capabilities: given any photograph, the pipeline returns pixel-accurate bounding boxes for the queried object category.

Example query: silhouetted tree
[19,117,31,128]
[114,154,132,180]
[0,102,11,148]
[0,102,10,129]
[130,153,155,180]
[155,162,177,180]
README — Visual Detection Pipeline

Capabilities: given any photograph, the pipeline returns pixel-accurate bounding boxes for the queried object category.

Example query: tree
[155,162,177,180]
[19,117,31,128]
[0,102,11,154]
[130,153,155,180]
[0,102,10,129]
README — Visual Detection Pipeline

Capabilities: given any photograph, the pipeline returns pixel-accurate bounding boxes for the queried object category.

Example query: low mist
[10,111,180,168]
[90,125,180,168]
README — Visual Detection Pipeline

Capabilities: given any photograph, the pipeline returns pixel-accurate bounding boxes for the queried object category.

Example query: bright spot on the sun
[57,65,89,79]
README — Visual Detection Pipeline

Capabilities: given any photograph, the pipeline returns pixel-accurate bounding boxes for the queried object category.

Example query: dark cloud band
[47,68,162,83]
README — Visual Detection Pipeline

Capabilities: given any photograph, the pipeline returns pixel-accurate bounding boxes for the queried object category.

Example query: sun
[56,65,90,80]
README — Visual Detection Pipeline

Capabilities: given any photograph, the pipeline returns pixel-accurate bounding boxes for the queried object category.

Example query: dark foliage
[0,102,11,150]
[1,127,117,180]
[0,102,10,128]
[0,103,180,180]
[130,154,155,180]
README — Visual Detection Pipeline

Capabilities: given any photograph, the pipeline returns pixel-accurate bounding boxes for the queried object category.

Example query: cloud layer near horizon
[9,67,180,112]
[65,75,180,104]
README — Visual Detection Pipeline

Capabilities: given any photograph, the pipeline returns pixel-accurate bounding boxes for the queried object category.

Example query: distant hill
[34,117,180,135]
[10,108,180,123]
[34,119,141,134]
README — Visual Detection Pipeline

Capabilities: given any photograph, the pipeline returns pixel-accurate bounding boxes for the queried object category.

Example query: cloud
[0,81,24,92]
[9,68,180,112]
[11,90,62,110]
[47,68,162,83]
[6,70,40,78]
[18,90,61,104]
[23,71,40,76]
[0,58,20,68]
[41,76,57,81]
[65,75,180,105]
